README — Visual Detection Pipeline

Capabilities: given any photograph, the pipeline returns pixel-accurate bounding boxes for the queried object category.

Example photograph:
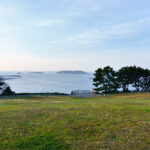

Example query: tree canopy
[0,77,15,95]
[93,66,150,93]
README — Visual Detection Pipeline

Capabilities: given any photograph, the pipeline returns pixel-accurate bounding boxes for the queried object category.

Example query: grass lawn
[0,93,150,150]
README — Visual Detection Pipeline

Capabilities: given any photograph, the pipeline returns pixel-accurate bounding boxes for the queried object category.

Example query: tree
[2,87,15,95]
[139,69,150,92]
[0,77,15,95]
[117,66,132,92]
[102,66,118,93]
[93,66,150,93]
[119,66,144,92]
[117,66,150,92]
[130,66,144,92]
[93,68,104,93]
[93,66,118,93]
[0,77,5,92]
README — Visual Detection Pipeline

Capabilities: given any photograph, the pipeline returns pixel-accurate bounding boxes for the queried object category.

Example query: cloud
[35,19,65,27]
[57,0,120,17]
[0,0,149,71]
[48,18,150,46]
[63,0,119,11]
[62,0,102,12]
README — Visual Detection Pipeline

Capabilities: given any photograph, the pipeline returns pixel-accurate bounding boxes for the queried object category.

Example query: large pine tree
[93,66,118,93]
[93,66,150,93]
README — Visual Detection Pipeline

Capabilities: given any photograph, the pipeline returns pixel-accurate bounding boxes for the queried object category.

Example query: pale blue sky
[0,0,150,71]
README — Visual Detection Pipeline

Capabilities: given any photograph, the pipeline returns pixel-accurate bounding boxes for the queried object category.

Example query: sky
[0,0,150,72]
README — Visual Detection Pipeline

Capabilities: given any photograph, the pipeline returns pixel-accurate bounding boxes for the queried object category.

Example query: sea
[0,71,94,94]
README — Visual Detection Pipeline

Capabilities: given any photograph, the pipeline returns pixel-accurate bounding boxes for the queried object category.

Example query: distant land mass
[0,75,21,80]
[57,70,88,74]
[29,72,44,74]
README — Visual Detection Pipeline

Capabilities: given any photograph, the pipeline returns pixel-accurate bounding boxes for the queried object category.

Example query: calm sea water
[0,72,94,94]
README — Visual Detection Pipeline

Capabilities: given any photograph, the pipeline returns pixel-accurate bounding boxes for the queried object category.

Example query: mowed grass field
[0,94,150,150]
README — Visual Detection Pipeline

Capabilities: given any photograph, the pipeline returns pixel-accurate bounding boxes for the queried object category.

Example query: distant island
[0,75,21,80]
[57,70,88,74]
[29,72,44,74]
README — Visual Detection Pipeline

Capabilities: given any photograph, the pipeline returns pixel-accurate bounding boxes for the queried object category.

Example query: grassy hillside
[0,93,150,150]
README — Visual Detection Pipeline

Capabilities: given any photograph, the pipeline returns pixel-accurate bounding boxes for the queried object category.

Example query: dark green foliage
[129,66,144,92]
[93,66,150,93]
[0,78,5,89]
[13,92,69,96]
[102,66,119,93]
[0,77,15,95]
[117,66,132,92]
[0,82,5,86]
[5,133,69,150]
[93,68,104,93]
[139,69,150,92]
[93,66,119,93]
[2,87,15,95]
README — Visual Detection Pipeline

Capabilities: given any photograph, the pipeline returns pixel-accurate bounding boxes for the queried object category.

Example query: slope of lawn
[0,93,150,150]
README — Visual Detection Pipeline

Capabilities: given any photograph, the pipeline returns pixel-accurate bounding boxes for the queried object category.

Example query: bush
[2,87,15,96]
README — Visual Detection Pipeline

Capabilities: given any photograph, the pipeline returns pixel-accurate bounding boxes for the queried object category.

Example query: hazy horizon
[0,0,150,71]
[0,65,150,73]
[0,70,93,72]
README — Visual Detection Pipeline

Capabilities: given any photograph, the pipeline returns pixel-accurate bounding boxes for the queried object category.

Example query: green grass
[0,93,150,150]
